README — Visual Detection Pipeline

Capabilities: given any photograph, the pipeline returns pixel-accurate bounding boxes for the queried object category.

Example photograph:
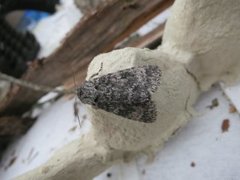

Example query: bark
[74,0,111,14]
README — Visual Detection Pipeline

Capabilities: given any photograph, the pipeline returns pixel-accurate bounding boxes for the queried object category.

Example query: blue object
[18,10,50,30]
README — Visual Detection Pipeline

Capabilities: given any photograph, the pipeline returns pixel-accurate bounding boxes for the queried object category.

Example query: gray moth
[77,65,161,123]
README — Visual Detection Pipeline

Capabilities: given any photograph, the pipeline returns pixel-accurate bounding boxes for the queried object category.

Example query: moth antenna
[74,99,81,127]
[89,62,103,80]
[71,67,81,127]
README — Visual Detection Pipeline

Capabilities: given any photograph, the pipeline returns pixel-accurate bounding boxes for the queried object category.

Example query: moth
[77,65,161,123]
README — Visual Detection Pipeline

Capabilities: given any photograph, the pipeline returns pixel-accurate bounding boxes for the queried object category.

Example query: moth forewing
[78,65,161,123]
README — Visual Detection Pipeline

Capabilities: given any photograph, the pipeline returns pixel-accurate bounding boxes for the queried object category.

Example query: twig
[0,72,75,95]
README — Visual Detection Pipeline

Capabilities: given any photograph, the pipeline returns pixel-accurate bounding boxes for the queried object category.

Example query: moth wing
[92,65,161,123]
[93,65,161,103]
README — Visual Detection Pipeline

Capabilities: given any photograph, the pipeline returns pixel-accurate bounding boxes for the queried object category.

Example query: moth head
[77,81,97,105]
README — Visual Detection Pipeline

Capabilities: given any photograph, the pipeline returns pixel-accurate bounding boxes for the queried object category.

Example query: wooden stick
[0,72,74,94]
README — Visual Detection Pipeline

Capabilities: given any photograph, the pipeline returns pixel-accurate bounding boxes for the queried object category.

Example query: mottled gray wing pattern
[77,65,161,123]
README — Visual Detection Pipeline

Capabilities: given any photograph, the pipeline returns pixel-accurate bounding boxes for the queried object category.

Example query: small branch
[0,72,75,95]
[122,22,165,49]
